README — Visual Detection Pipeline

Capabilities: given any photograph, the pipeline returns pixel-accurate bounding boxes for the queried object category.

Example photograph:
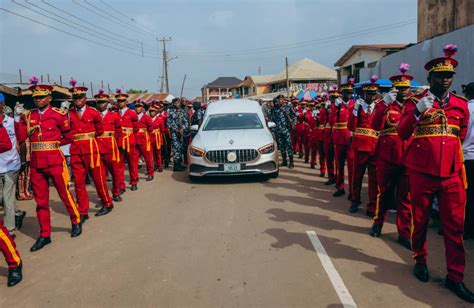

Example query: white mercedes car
[188,99,279,180]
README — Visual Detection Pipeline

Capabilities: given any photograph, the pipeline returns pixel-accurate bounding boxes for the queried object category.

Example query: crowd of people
[0,43,473,304]
[0,81,205,287]
[262,44,474,303]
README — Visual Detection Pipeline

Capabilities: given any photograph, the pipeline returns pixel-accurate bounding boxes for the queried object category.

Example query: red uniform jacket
[151,115,165,147]
[314,110,324,141]
[120,108,139,152]
[18,106,72,169]
[348,101,378,153]
[330,100,353,145]
[97,110,122,158]
[398,90,469,177]
[136,113,153,150]
[0,126,12,153]
[69,105,103,156]
[372,101,410,166]
[320,106,332,143]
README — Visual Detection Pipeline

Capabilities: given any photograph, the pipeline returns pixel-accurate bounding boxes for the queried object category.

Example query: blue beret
[0,92,4,103]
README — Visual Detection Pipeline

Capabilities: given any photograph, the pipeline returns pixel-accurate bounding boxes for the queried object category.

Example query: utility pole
[285,57,290,98]
[90,82,94,97]
[18,69,23,83]
[180,74,187,98]
[158,37,172,93]
[59,75,63,86]
[258,66,261,75]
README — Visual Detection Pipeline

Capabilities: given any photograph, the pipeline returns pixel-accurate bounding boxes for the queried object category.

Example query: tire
[268,170,279,179]
[188,175,201,182]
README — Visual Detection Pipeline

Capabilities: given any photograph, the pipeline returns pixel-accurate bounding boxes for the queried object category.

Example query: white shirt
[0,115,21,173]
[352,100,374,116]
[78,105,86,116]
[463,99,474,160]
[120,107,128,117]
[137,112,144,120]
[101,110,108,117]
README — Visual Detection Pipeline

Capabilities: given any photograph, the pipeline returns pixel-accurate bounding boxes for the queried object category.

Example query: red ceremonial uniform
[306,110,318,166]
[348,101,378,213]
[97,110,122,197]
[314,108,326,175]
[321,105,335,180]
[160,109,171,168]
[135,113,154,177]
[330,100,354,193]
[151,114,165,170]
[69,105,113,215]
[0,126,21,269]
[371,100,412,239]
[398,90,469,283]
[18,106,81,237]
[118,107,139,188]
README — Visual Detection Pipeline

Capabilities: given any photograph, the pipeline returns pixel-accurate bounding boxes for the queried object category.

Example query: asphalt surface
[1,159,473,307]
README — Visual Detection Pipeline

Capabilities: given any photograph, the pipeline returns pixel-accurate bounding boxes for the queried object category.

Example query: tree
[127,88,148,94]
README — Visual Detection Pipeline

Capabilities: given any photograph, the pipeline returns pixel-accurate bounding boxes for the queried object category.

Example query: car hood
[192,129,273,150]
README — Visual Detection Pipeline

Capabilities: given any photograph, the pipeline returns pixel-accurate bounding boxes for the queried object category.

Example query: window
[203,113,263,131]
[368,61,377,68]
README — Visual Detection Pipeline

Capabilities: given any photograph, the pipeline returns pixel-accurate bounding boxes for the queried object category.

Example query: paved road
[1,160,473,307]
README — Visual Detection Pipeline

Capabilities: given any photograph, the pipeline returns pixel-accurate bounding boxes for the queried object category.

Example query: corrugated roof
[205,77,242,89]
[269,58,337,84]
[334,44,407,67]
[128,93,169,102]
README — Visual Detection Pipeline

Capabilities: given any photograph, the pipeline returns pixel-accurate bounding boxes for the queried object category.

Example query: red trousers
[0,223,21,268]
[373,164,412,239]
[309,136,318,165]
[323,142,335,180]
[409,170,466,283]
[119,148,138,189]
[152,145,163,169]
[135,144,154,177]
[303,134,311,162]
[334,144,353,192]
[31,163,81,237]
[100,153,121,197]
[316,140,326,174]
[71,153,112,215]
[351,150,377,212]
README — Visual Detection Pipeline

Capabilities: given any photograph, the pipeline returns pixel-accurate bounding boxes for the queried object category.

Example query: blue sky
[0,0,417,98]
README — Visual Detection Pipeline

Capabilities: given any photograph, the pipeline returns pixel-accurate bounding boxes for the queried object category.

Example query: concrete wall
[360,25,474,94]
[342,49,386,67]
[418,0,474,42]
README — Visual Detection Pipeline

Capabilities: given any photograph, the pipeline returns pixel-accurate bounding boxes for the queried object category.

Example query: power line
[17,0,156,56]
[40,0,157,52]
[0,7,159,59]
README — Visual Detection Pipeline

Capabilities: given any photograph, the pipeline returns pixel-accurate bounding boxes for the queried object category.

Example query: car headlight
[258,143,275,154]
[189,146,205,157]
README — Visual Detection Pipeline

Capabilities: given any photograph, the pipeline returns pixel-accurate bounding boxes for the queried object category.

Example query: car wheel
[188,175,200,182]
[267,170,279,179]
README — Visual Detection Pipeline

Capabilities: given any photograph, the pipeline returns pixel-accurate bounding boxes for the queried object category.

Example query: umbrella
[296,89,318,100]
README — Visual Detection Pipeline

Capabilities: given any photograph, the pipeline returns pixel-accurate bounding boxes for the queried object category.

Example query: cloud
[208,10,234,29]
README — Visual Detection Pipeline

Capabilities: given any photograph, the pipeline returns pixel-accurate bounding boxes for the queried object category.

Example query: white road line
[306,231,357,308]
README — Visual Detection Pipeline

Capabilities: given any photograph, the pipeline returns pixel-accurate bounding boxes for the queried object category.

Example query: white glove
[383,90,398,106]
[335,97,343,107]
[416,96,434,113]
[324,101,330,109]
[14,102,25,116]
[353,99,364,116]
[60,100,70,110]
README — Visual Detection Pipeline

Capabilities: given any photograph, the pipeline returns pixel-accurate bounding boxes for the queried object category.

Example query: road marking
[306,231,357,308]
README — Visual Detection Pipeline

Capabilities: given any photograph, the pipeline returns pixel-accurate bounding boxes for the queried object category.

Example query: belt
[97,131,115,138]
[317,125,325,129]
[414,124,460,138]
[379,126,398,136]
[31,141,60,151]
[152,129,161,134]
[324,124,331,129]
[73,132,95,141]
[333,122,348,129]
[138,128,148,133]
[122,127,133,133]
[354,127,379,138]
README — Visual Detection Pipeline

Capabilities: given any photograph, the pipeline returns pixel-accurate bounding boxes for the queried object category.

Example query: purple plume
[443,44,458,57]
[116,88,122,94]
[29,76,39,85]
[98,89,105,95]
[370,75,378,83]
[69,78,77,87]
[399,63,410,74]
[348,77,355,85]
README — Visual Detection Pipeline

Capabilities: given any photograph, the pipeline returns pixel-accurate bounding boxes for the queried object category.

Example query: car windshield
[203,113,263,131]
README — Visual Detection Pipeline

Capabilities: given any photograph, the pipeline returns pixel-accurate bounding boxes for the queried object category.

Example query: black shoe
[30,237,51,252]
[113,195,122,202]
[310,164,315,169]
[413,263,429,282]
[319,173,325,178]
[95,201,102,209]
[7,262,22,287]
[347,194,352,201]
[369,224,382,237]
[366,210,375,218]
[324,179,336,185]
[15,211,27,230]
[397,236,412,250]
[349,203,359,213]
[304,159,309,163]
[71,223,82,238]
[281,160,288,167]
[120,189,126,195]
[95,205,113,217]
[298,153,303,159]
[146,175,154,181]
[131,184,138,191]
[445,278,474,303]
[333,189,345,197]
[289,157,294,169]
[81,214,89,224]
[158,168,163,173]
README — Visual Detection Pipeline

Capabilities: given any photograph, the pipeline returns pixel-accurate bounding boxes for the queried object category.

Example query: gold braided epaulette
[52,107,67,115]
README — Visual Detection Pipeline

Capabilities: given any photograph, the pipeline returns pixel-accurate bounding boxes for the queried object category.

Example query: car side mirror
[267,122,276,129]
[190,125,199,131]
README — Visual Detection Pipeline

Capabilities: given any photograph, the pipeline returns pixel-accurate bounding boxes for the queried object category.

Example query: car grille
[206,149,259,163]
